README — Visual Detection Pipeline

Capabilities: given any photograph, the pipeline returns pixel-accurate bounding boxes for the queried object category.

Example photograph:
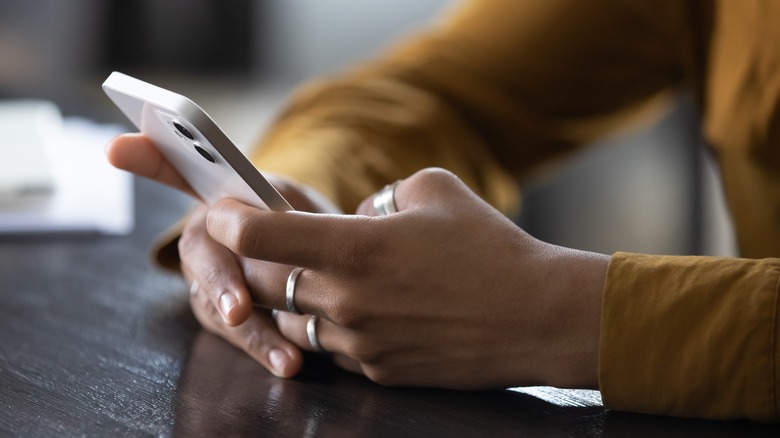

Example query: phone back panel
[103,72,292,211]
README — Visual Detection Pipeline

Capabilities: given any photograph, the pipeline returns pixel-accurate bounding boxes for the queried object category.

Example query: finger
[274,311,314,351]
[180,207,253,326]
[391,167,474,212]
[189,281,304,378]
[241,263,329,322]
[277,310,379,376]
[105,133,198,198]
[275,310,343,356]
[206,200,378,271]
[355,196,377,216]
[331,354,363,375]
[354,169,468,217]
[356,180,401,216]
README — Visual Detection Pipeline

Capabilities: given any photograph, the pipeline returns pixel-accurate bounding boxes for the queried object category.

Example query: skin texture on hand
[208,168,609,390]
[106,134,609,389]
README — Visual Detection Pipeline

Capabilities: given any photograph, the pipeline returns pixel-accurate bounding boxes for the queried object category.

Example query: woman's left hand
[207,168,609,390]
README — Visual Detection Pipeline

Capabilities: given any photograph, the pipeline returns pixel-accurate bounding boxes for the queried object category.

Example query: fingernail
[219,291,238,321]
[269,349,288,376]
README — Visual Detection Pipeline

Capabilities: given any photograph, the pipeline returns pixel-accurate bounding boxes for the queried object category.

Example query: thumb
[206,199,377,271]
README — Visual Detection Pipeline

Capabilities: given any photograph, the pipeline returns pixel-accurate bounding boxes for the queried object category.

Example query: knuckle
[361,365,397,386]
[206,206,255,256]
[328,301,368,329]
[242,329,262,355]
[344,338,382,363]
[331,217,380,274]
[224,217,249,254]
[227,215,263,258]
[324,286,376,329]
[411,167,460,189]
[177,227,197,257]
[198,266,229,301]
[404,168,469,211]
[199,264,220,287]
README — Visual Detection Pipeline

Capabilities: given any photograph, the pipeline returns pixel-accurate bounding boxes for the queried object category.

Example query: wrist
[540,246,609,389]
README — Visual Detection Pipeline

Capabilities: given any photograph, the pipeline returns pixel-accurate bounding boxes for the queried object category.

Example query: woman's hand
[105,134,342,377]
[207,168,610,390]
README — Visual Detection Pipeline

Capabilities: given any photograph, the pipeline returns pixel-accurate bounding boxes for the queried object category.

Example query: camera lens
[193,143,216,163]
[173,120,194,139]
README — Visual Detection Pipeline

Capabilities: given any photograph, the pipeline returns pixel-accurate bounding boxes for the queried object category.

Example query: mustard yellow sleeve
[600,252,780,421]
[252,0,688,214]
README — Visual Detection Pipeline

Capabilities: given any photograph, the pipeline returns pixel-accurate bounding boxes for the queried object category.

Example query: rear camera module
[173,120,194,139]
[193,142,216,163]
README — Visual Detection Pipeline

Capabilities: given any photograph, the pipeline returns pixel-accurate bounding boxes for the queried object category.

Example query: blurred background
[0,0,736,255]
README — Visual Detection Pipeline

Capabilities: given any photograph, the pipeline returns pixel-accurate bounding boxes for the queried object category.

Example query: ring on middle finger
[285,267,305,315]
[307,315,324,353]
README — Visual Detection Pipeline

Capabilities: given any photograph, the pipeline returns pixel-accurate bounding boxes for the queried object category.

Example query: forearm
[250,70,519,215]
[249,0,687,215]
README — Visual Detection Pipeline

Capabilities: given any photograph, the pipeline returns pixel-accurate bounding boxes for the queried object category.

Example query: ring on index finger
[373,181,400,216]
[285,267,305,315]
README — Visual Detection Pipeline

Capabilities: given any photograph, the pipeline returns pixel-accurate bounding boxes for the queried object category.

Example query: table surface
[1,177,779,437]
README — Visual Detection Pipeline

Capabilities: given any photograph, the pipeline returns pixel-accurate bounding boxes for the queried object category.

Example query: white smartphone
[102,71,292,211]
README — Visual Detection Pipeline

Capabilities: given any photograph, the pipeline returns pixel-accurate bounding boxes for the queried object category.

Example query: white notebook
[0,100,58,206]
[0,101,133,235]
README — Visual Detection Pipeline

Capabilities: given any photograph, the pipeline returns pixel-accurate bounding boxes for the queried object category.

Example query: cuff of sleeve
[252,128,388,214]
[599,252,780,421]
[150,219,186,273]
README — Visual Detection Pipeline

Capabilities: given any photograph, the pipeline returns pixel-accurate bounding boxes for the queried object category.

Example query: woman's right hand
[105,133,341,377]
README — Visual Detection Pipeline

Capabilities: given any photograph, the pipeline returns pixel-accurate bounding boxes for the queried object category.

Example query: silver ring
[372,181,399,216]
[285,267,304,315]
[307,315,324,352]
[189,280,200,296]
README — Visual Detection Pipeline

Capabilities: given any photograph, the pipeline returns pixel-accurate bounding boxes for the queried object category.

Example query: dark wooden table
[1,178,779,437]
